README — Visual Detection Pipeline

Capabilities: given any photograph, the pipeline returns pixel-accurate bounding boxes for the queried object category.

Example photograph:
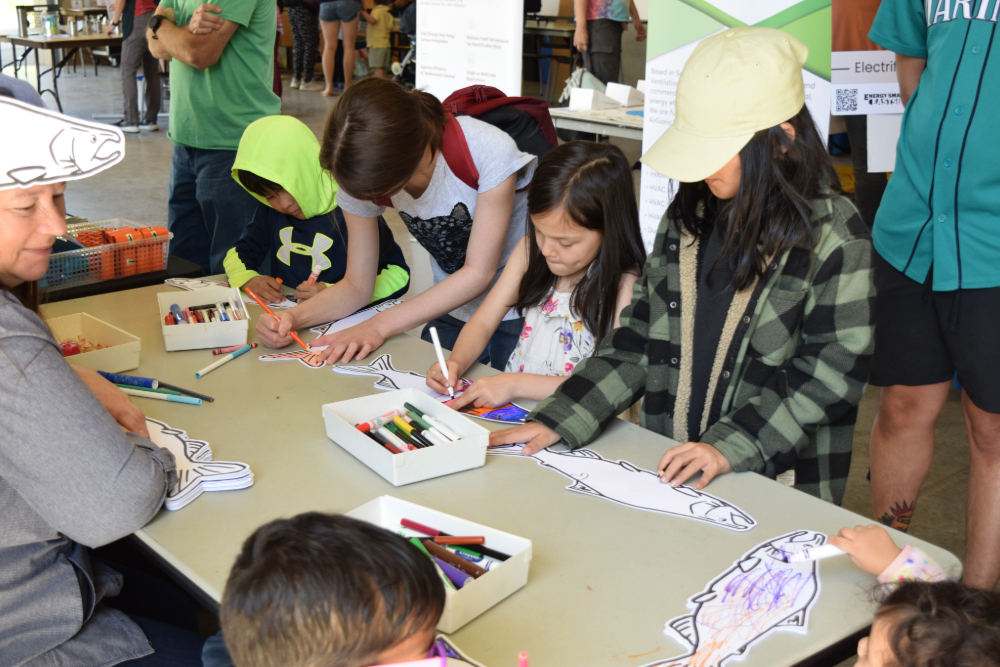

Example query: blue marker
[170,304,188,324]
[215,301,230,321]
[98,372,158,389]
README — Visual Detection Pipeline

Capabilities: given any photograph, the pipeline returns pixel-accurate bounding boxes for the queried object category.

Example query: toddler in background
[832,524,1000,666]
[362,0,394,79]
[427,141,645,408]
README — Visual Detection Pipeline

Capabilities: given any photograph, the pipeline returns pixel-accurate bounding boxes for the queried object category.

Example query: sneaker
[290,77,300,89]
[140,120,159,131]
[298,81,324,91]
[114,120,139,134]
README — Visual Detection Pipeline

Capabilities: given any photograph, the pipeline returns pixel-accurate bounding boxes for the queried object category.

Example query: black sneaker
[140,120,159,131]
[114,120,139,134]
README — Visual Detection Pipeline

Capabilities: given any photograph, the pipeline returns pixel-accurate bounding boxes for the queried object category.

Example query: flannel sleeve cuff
[529,395,600,450]
[700,420,766,473]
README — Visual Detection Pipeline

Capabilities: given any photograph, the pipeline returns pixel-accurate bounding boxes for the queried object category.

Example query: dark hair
[374,0,390,5]
[512,141,646,342]
[666,104,839,291]
[221,512,445,667]
[237,170,283,199]
[320,78,444,201]
[876,580,1000,667]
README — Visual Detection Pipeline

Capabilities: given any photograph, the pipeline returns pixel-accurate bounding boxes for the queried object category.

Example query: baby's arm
[829,524,948,583]
[361,10,376,24]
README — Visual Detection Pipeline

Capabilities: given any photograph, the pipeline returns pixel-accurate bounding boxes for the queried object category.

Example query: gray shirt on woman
[0,291,177,667]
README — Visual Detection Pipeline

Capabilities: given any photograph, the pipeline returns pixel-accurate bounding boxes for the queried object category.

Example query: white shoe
[140,120,159,131]
[290,77,300,89]
[114,120,139,134]
[298,81,324,91]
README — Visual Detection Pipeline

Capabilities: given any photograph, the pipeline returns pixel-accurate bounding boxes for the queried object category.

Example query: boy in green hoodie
[223,116,409,305]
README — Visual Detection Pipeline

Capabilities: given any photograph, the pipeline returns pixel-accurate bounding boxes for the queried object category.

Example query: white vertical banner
[416,0,524,101]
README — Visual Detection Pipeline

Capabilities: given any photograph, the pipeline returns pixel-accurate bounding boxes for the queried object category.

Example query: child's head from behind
[858,581,1000,667]
[221,512,445,667]
[515,141,646,341]
[237,170,306,220]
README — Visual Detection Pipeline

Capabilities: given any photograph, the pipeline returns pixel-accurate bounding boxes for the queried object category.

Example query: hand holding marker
[428,326,454,398]
[243,287,311,350]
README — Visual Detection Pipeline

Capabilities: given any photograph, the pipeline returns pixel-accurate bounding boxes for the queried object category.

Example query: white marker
[195,344,252,378]
[423,414,460,441]
[428,326,454,398]
[783,544,846,563]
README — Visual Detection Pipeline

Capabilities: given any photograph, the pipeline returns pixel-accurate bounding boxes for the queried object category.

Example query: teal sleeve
[869,0,928,59]
[159,0,174,10]
[216,0,258,28]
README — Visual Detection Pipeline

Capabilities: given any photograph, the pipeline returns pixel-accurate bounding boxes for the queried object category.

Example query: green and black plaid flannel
[530,194,875,505]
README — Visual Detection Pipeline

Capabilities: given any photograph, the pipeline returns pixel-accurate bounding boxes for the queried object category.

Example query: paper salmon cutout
[310,299,404,336]
[164,278,230,291]
[259,348,327,368]
[146,418,254,511]
[488,444,756,531]
[459,403,529,424]
[641,530,824,667]
[0,97,124,189]
[332,353,469,399]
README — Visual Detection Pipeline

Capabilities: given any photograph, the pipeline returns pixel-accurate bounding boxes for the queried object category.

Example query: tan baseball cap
[640,27,808,183]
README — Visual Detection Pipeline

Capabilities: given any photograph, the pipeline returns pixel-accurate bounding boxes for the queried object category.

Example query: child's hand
[245,275,285,306]
[828,524,903,577]
[256,309,298,348]
[313,320,386,364]
[489,422,561,456]
[449,375,516,410]
[426,360,462,395]
[657,442,733,490]
[294,281,326,300]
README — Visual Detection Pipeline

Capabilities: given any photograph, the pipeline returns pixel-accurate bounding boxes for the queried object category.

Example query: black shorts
[869,250,1000,414]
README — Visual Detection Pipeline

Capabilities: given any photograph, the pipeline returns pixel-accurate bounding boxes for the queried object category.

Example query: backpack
[373,86,557,207]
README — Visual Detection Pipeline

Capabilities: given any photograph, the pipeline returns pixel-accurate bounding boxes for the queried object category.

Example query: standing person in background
[318,0,361,95]
[146,0,281,276]
[362,0,393,79]
[572,0,645,87]
[867,0,1000,590]
[107,0,161,134]
[286,0,323,90]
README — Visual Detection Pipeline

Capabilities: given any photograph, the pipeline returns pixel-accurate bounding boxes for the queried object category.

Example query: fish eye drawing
[640,530,824,667]
[146,419,254,511]
[487,444,756,532]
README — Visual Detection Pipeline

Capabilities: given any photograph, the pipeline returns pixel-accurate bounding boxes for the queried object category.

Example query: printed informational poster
[830,0,901,115]
[638,0,832,249]
[416,0,524,101]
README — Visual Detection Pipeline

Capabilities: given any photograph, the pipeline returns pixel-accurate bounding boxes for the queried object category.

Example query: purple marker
[433,556,473,588]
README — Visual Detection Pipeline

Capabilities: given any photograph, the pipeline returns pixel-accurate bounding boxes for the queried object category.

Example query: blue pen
[195,344,252,378]
[170,304,188,324]
[98,372,158,389]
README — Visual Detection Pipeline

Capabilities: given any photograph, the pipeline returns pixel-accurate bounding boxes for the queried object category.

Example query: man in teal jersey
[146,0,280,274]
[868,0,1000,590]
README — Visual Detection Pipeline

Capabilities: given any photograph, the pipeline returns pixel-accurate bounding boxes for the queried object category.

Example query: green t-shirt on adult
[160,0,281,150]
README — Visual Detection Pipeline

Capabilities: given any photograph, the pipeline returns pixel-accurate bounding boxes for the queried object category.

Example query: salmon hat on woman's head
[640,27,808,183]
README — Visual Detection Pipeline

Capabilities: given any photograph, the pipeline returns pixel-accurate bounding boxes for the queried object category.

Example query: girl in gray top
[0,97,195,666]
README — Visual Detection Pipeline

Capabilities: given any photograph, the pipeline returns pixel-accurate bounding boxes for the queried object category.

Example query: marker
[213,343,258,355]
[275,277,283,286]
[449,545,485,558]
[215,301,230,321]
[401,519,511,561]
[355,409,403,434]
[428,326,454,398]
[386,422,423,450]
[432,556,474,588]
[170,304,187,324]
[119,386,202,405]
[422,540,487,578]
[306,266,322,285]
[114,383,180,396]
[377,426,412,452]
[407,414,451,444]
[434,536,485,546]
[243,288,310,350]
[406,403,461,441]
[97,372,157,389]
[392,417,433,448]
[195,344,252,378]
[364,429,401,454]
[409,538,456,590]
[164,314,175,326]
[155,381,215,403]
[782,544,847,563]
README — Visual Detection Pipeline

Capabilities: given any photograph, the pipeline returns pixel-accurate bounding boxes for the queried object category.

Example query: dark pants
[586,18,624,86]
[168,145,257,275]
[420,313,524,371]
[844,114,888,230]
[120,11,160,124]
[287,6,320,82]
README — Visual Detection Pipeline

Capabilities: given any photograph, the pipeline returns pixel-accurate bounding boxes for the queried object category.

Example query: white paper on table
[310,299,403,336]
[164,278,230,291]
[331,353,466,400]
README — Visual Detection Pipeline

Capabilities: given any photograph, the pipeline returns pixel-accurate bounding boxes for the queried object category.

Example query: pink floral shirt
[504,291,596,376]
[877,545,950,585]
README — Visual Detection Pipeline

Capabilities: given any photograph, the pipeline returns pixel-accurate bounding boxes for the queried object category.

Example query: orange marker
[275,277,283,286]
[305,266,322,285]
[243,288,310,350]
[433,536,485,546]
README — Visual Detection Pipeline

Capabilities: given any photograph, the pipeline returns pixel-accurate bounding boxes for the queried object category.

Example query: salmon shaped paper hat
[0,96,124,190]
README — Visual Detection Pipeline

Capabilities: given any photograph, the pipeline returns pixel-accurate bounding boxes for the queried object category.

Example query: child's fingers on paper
[522,428,561,456]
[337,341,361,364]
[656,442,693,476]
[447,388,477,411]
[657,449,695,485]
[355,343,373,361]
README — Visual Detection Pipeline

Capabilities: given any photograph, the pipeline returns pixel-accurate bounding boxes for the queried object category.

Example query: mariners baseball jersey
[870,0,1000,290]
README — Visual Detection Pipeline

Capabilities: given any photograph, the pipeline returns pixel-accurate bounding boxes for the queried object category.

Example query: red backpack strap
[372,197,393,208]
[440,112,479,192]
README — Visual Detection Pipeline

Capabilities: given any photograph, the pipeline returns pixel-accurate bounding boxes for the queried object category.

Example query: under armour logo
[276,228,334,272]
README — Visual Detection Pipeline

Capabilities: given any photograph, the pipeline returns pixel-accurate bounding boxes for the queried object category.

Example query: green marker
[404,402,425,417]
[449,545,484,559]
[115,384,180,396]
[410,538,456,590]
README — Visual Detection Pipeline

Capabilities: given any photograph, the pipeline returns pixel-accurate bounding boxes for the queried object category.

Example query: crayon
[432,556,474,588]
[401,519,511,562]
[119,386,201,405]
[114,383,179,396]
[355,409,403,434]
[434,536,485,546]
[213,343,258,355]
[98,372,158,389]
[195,344,252,378]
[243,288,310,350]
[155,381,215,403]
[409,538,456,590]
[519,652,529,667]
[422,540,487,578]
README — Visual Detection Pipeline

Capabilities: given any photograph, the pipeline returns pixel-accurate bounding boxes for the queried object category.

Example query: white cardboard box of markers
[347,495,532,633]
[322,388,489,486]
[158,287,249,352]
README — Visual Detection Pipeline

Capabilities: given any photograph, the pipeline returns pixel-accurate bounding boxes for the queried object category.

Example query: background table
[549,104,644,141]
[44,254,203,303]
[40,284,960,667]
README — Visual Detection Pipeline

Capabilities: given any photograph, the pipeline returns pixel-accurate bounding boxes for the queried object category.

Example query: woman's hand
[489,422,561,456]
[255,309,297,348]
[656,442,733,490]
[313,319,387,364]
[828,524,903,577]
[449,375,517,410]
[574,25,589,52]
[633,20,646,42]
[294,281,326,300]
[73,367,149,437]
[426,360,463,395]
[245,275,285,305]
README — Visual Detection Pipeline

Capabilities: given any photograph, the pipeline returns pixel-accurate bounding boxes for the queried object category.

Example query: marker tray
[346,495,532,633]
[322,388,489,486]
[158,287,249,351]
[45,312,141,372]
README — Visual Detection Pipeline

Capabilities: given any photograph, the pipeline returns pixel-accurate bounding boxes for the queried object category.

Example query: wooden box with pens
[157,287,250,352]
[322,388,489,486]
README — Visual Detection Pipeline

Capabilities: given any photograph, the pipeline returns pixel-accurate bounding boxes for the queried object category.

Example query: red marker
[355,409,403,434]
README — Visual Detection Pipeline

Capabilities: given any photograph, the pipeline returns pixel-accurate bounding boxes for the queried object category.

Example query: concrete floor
[14,57,977,664]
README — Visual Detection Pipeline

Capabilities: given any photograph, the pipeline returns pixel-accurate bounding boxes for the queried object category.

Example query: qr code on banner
[836,88,858,113]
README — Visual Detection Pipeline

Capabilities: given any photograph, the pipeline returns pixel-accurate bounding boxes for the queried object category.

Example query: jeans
[421,313,525,371]
[118,616,205,667]
[168,146,257,275]
[201,631,235,667]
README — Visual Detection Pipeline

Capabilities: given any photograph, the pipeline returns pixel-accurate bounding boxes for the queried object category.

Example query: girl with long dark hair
[493,28,875,507]
[426,141,645,405]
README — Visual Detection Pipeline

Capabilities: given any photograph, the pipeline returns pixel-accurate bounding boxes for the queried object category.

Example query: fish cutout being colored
[146,418,254,511]
[310,299,404,336]
[488,444,755,532]
[459,403,529,424]
[259,347,327,369]
[332,353,468,399]
[641,530,824,667]
[0,97,125,189]
[165,278,230,291]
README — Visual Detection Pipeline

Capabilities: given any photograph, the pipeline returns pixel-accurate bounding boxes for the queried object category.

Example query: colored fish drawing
[0,97,124,188]
[259,348,327,368]
[641,530,824,667]
[488,445,756,531]
[459,403,529,424]
[332,353,467,399]
[146,419,254,511]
